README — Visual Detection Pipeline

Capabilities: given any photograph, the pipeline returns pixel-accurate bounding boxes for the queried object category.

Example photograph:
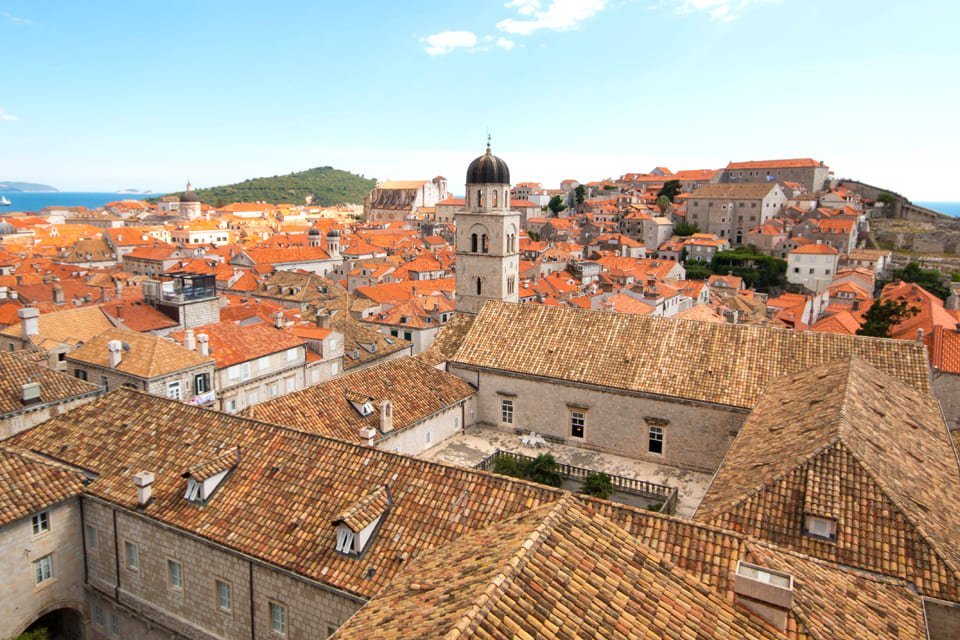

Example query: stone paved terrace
[420,426,713,518]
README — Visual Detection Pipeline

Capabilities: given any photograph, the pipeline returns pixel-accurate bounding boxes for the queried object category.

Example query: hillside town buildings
[0,149,959,640]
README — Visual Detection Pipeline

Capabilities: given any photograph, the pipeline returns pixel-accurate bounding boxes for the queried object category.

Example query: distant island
[0,181,58,192]
[161,166,376,206]
[115,189,152,194]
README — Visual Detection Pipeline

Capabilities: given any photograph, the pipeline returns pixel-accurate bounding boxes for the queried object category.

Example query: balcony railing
[475,449,678,514]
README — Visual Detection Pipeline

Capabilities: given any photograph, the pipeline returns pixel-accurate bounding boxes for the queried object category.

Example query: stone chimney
[183,329,196,351]
[18,307,39,341]
[197,333,210,356]
[115,279,123,298]
[380,400,394,433]
[108,339,123,368]
[733,562,794,633]
[316,309,331,329]
[133,471,155,507]
[52,284,65,305]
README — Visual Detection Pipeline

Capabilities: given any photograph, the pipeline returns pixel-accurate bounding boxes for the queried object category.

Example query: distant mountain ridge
[165,166,376,206]
[0,181,58,192]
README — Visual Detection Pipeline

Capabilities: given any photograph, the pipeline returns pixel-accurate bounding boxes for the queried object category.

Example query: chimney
[183,329,196,351]
[197,333,210,356]
[0,286,6,300]
[733,562,794,633]
[380,400,394,433]
[21,382,41,405]
[358,426,377,444]
[115,279,123,297]
[917,328,924,343]
[52,284,65,305]
[274,311,284,329]
[133,471,155,507]
[18,307,39,340]
[108,339,123,368]
[316,309,331,329]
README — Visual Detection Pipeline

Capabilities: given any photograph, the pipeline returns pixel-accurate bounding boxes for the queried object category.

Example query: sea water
[0,192,152,213]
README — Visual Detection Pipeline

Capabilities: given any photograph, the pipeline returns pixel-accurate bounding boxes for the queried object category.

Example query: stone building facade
[719,158,831,194]
[686,183,787,244]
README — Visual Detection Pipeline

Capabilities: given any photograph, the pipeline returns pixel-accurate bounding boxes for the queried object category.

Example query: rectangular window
[85,524,98,550]
[124,541,139,572]
[216,579,232,612]
[286,348,298,363]
[100,375,110,391]
[168,560,183,589]
[648,426,664,455]
[570,411,585,438]
[403,331,412,341]
[269,383,279,399]
[285,377,295,393]
[194,372,209,394]
[258,356,270,371]
[110,612,119,636]
[34,554,54,584]
[74,369,88,381]
[31,511,50,535]
[93,605,105,628]
[501,399,514,424]
[226,399,237,413]
[167,381,182,400]
[270,602,287,635]
[247,390,259,406]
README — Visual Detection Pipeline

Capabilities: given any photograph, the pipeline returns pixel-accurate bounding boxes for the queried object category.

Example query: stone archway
[17,604,85,640]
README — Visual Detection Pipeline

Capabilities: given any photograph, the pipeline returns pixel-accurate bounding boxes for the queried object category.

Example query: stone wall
[83,498,365,640]
[0,498,86,639]
[450,366,746,473]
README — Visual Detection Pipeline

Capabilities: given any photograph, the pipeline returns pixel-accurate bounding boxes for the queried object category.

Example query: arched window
[476,277,482,295]
[482,234,489,254]
[471,233,478,253]
[492,189,498,208]
[477,189,483,207]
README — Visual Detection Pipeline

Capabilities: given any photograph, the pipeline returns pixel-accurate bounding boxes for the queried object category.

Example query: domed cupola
[466,141,510,186]
[180,181,201,204]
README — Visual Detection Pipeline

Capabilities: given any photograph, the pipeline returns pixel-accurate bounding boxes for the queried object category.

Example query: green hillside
[167,166,376,206]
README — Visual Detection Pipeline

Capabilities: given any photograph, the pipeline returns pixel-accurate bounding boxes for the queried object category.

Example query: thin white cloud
[422,30,479,56]
[497,0,607,36]
[674,0,780,22]
[496,37,516,50]
[0,109,17,122]
[1,12,34,25]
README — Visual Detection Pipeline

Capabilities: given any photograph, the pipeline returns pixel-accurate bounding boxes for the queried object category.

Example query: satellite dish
[121,342,131,352]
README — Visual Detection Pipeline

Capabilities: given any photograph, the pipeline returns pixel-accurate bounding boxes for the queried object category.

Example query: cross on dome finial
[486,133,491,154]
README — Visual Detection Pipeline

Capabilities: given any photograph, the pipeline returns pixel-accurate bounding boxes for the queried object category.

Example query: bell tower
[455,140,520,314]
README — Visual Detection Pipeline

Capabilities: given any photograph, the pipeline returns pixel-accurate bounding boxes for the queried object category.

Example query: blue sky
[1,1,958,199]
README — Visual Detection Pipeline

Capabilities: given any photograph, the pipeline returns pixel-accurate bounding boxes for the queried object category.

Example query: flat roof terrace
[420,426,713,517]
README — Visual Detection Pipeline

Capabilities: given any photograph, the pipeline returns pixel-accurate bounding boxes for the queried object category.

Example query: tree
[574,184,586,206]
[877,192,897,206]
[525,454,562,487]
[15,629,51,640]
[656,195,672,214]
[857,299,919,338]
[581,472,613,499]
[657,179,682,203]
[673,221,700,237]
[547,195,567,215]
[493,455,526,479]
[890,262,951,300]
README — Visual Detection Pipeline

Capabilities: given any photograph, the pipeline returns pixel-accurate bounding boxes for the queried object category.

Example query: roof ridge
[443,495,572,640]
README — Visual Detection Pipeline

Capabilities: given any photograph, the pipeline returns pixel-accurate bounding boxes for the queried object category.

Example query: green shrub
[581,472,613,499]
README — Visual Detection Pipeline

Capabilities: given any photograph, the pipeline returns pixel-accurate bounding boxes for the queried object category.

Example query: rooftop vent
[21,382,41,405]
[733,561,794,632]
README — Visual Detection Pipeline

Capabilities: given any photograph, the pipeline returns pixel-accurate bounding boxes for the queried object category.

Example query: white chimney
[380,400,394,433]
[733,562,794,632]
[183,329,196,351]
[358,426,377,444]
[0,286,7,300]
[108,339,123,368]
[133,471,155,507]
[18,307,39,340]
[197,333,209,356]
[114,279,123,297]
[274,311,284,329]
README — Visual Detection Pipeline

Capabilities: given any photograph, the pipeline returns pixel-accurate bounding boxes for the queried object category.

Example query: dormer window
[183,447,241,504]
[346,391,375,416]
[804,515,837,540]
[332,485,392,558]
